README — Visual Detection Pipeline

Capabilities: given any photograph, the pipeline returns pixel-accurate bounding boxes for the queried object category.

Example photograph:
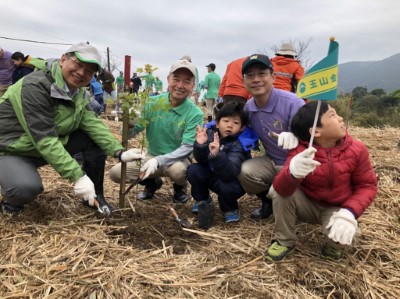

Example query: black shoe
[198,197,215,230]
[251,198,273,219]
[172,183,188,203]
[1,202,24,215]
[138,178,163,200]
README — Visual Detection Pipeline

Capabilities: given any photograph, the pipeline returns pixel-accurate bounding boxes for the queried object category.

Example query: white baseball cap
[169,59,196,77]
[65,42,102,71]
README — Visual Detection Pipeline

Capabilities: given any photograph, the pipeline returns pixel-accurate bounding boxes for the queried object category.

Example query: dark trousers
[0,130,105,206]
[187,163,244,213]
[94,94,104,106]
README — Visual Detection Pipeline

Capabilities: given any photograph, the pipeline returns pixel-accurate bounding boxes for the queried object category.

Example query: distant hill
[338,53,400,94]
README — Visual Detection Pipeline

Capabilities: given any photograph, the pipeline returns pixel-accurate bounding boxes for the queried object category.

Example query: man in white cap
[271,42,305,93]
[110,59,204,203]
[0,42,144,214]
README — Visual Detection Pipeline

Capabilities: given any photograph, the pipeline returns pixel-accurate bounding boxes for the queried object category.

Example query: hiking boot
[198,197,215,230]
[1,202,24,215]
[265,241,295,261]
[251,196,273,219]
[224,210,240,223]
[191,202,199,214]
[321,242,345,261]
[137,178,163,200]
[172,183,188,203]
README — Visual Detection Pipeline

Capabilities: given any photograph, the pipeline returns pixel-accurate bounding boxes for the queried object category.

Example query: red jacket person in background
[271,43,305,93]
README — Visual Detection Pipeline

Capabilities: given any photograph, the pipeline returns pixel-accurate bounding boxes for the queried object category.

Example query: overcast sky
[2,0,399,87]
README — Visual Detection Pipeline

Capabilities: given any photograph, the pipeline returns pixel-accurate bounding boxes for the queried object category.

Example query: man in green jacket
[0,42,143,214]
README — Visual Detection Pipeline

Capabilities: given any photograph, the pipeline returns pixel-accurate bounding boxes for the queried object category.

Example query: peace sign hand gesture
[195,125,208,144]
[209,132,220,157]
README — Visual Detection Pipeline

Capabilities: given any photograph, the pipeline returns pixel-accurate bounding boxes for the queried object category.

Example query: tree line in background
[332,87,400,128]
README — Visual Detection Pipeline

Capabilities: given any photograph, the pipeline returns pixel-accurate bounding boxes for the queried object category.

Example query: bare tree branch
[257,37,314,70]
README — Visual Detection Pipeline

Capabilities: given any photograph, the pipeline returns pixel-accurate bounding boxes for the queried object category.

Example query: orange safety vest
[271,56,305,93]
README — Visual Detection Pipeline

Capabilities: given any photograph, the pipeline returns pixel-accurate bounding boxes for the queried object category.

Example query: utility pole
[107,47,111,72]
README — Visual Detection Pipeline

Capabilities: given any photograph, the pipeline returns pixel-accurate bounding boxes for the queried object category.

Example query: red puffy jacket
[272,133,377,218]
[271,56,305,92]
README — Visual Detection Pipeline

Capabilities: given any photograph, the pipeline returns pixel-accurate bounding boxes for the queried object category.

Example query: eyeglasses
[243,70,270,80]
[67,55,97,76]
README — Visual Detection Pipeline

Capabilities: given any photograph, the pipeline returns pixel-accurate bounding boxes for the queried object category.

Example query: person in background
[218,57,252,105]
[203,63,221,122]
[110,59,204,203]
[154,76,163,94]
[181,55,201,104]
[271,43,305,93]
[265,101,377,261]
[90,74,104,113]
[0,42,143,215]
[129,72,142,95]
[0,47,15,97]
[139,69,155,94]
[187,102,257,229]
[238,54,304,220]
[116,71,125,94]
[98,69,118,112]
[11,52,35,84]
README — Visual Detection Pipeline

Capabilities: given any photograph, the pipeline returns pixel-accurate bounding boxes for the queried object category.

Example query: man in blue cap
[239,54,305,220]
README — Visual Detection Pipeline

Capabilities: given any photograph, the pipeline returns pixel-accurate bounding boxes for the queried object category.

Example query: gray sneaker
[198,197,215,230]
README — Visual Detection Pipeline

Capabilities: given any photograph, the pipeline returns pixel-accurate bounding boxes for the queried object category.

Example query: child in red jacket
[265,101,378,261]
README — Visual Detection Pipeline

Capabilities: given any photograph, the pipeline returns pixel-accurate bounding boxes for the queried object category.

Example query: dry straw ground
[0,121,399,299]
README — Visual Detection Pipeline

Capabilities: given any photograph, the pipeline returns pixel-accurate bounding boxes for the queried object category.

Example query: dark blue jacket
[12,64,35,84]
[193,123,258,182]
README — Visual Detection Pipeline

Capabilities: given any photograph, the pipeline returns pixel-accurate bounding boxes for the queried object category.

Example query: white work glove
[74,174,96,206]
[326,208,358,245]
[289,147,321,179]
[120,149,146,163]
[140,158,158,179]
[277,132,299,150]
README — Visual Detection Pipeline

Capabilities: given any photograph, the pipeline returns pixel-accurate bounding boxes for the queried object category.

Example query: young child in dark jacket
[187,102,257,229]
[265,101,378,261]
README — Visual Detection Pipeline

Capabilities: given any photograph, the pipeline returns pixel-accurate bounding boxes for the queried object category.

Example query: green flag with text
[296,38,339,100]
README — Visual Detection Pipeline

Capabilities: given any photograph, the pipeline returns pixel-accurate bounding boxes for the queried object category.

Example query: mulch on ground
[0,120,399,298]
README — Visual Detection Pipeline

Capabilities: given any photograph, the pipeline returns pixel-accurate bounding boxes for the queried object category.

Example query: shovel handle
[168,206,179,219]
[93,198,100,208]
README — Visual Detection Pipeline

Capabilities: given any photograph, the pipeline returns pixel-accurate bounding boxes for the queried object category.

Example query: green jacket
[0,59,124,182]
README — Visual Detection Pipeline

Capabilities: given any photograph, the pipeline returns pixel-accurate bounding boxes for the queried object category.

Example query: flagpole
[308,100,321,148]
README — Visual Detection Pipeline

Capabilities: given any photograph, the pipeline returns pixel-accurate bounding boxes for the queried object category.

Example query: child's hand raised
[195,125,208,144]
[209,132,220,156]
[289,147,321,178]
